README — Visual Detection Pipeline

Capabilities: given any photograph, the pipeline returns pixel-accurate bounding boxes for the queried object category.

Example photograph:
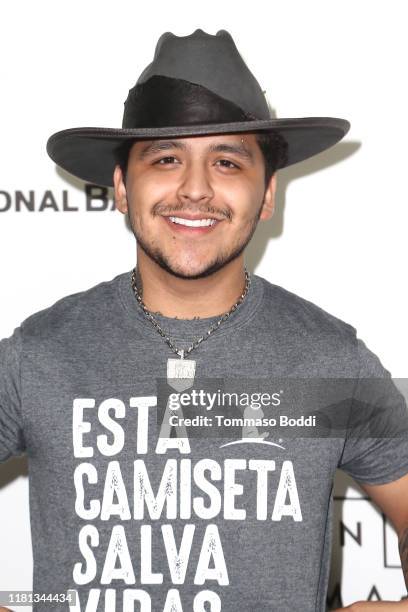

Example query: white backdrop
[0,0,407,609]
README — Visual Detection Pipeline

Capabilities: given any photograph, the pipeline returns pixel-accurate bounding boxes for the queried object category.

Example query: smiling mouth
[168,216,217,227]
[161,213,224,233]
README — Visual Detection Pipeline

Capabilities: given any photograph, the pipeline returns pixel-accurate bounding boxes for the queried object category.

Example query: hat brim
[46,117,350,187]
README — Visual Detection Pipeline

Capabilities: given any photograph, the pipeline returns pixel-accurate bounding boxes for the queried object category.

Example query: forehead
[129,132,261,161]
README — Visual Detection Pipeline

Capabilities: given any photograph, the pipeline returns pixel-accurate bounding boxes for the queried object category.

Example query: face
[114,133,276,279]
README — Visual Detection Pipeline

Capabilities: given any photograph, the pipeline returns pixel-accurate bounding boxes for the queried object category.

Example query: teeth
[169,216,216,227]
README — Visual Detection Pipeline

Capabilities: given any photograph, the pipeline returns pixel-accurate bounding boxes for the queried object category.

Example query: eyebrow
[137,139,255,164]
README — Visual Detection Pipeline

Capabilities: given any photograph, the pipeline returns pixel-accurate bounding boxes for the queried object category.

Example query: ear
[113,165,128,214]
[259,173,277,221]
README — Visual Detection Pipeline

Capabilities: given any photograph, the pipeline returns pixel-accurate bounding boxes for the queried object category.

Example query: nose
[176,160,214,205]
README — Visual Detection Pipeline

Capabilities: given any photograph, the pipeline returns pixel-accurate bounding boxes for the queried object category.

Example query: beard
[127,201,263,280]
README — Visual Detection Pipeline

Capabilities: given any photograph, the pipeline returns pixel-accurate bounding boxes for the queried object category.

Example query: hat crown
[46,28,350,187]
[134,29,270,120]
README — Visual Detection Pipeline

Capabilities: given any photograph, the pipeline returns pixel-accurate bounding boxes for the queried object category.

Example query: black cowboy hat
[46,29,350,187]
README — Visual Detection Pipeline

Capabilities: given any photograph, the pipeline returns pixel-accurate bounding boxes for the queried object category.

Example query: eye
[216,159,240,170]
[154,156,180,165]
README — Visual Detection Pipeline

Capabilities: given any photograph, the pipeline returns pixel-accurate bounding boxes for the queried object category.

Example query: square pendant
[167,357,196,392]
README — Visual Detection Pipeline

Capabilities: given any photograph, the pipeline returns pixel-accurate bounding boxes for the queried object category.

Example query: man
[1,29,407,612]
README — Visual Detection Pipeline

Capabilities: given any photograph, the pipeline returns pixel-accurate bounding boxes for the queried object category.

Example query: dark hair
[255,131,288,186]
[114,130,288,188]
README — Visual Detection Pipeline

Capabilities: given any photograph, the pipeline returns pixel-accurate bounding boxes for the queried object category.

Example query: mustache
[152,202,232,221]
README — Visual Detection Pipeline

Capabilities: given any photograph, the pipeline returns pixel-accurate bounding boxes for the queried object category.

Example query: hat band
[122,75,257,129]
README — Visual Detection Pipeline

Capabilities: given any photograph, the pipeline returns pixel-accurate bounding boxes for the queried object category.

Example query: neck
[134,250,248,319]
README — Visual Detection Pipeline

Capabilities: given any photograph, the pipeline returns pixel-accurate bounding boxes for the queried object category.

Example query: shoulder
[256,276,360,374]
[258,275,357,338]
[19,271,128,344]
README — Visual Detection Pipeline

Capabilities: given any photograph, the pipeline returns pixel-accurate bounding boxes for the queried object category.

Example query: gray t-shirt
[1,270,408,612]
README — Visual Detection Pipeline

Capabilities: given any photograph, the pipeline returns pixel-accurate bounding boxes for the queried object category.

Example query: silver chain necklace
[130,267,251,360]
[131,267,251,391]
